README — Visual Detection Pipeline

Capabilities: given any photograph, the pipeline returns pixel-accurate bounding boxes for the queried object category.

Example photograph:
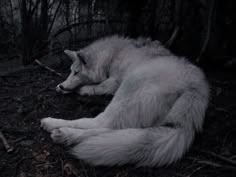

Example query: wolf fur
[41,35,209,167]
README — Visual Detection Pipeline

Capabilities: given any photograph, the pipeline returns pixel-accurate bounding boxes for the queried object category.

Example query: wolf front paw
[40,117,64,132]
[79,86,95,96]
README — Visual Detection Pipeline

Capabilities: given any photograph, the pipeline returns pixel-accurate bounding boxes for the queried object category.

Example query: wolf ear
[64,50,78,62]
[77,52,87,65]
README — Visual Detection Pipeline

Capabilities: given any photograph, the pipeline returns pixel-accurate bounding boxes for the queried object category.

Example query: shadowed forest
[0,0,236,177]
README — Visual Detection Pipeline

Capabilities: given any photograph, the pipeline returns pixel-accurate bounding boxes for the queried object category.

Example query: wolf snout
[56,84,62,92]
[56,84,71,94]
[58,84,65,90]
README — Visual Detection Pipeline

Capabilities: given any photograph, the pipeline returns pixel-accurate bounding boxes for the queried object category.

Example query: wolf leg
[50,127,111,145]
[41,114,110,132]
[78,77,119,96]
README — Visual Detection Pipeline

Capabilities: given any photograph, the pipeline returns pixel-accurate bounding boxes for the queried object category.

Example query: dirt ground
[0,62,235,177]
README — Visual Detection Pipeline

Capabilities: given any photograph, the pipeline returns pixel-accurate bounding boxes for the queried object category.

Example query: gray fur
[41,35,209,167]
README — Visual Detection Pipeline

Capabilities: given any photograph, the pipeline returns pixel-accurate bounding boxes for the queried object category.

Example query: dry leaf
[32,150,50,161]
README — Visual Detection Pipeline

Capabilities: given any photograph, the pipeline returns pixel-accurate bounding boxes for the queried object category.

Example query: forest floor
[0,61,236,177]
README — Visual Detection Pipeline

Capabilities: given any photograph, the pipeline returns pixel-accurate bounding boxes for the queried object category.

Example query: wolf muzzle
[56,84,73,94]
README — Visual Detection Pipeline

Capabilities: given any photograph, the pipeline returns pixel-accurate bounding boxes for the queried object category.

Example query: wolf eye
[74,71,79,75]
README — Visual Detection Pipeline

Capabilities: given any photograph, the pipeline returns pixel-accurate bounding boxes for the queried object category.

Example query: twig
[166,0,182,47]
[35,59,63,77]
[47,0,62,35]
[165,26,180,47]
[186,166,205,177]
[196,0,216,62]
[190,158,222,168]
[37,85,53,93]
[201,150,236,167]
[188,157,236,171]
[197,160,236,171]
[12,136,27,143]
[0,130,14,152]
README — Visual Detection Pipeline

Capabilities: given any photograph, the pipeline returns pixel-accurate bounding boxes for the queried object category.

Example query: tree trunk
[20,0,32,65]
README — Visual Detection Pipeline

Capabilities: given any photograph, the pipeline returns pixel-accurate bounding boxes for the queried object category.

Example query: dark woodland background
[0,0,236,69]
[0,0,236,177]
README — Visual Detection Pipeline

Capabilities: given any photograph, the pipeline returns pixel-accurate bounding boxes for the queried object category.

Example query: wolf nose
[56,84,64,92]
[58,85,64,90]
[56,84,71,94]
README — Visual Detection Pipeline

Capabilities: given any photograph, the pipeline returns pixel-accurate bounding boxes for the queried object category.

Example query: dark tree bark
[40,0,49,41]
[20,0,33,65]
[126,0,146,38]
[19,0,50,65]
[64,0,70,26]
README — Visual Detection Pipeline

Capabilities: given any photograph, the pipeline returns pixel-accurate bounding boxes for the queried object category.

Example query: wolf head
[56,50,91,94]
[56,49,108,94]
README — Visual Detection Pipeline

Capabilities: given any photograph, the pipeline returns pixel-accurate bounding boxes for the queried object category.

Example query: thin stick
[0,130,14,152]
[201,150,236,167]
[188,157,236,171]
[35,59,63,77]
[196,0,216,62]
[165,26,180,47]
[186,166,205,177]
[197,160,236,171]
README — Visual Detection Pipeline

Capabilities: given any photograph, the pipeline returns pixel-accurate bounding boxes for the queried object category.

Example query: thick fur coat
[41,35,209,166]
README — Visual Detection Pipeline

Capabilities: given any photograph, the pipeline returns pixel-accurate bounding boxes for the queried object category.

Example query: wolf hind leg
[41,117,69,132]
[50,127,111,145]
[41,115,109,132]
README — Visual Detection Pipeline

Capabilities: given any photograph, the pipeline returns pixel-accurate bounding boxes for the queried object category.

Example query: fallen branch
[35,59,63,77]
[188,157,236,171]
[0,130,14,152]
[197,160,236,171]
[201,150,236,167]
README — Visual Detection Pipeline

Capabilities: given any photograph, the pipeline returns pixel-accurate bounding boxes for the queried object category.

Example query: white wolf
[41,35,209,167]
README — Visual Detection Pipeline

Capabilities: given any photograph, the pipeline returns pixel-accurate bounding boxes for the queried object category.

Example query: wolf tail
[70,87,209,166]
